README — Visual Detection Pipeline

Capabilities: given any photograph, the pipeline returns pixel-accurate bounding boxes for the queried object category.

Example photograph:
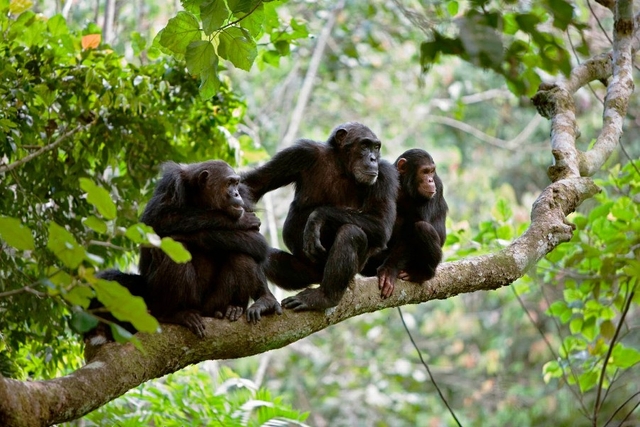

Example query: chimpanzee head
[183,160,246,219]
[328,122,381,185]
[395,149,439,200]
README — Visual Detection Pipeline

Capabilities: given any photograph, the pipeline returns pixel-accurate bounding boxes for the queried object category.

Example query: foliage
[156,0,308,99]
[417,0,578,96]
[519,162,640,422]
[66,366,308,426]
[0,1,246,378]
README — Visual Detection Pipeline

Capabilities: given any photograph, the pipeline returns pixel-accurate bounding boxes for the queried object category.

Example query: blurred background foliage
[0,0,639,425]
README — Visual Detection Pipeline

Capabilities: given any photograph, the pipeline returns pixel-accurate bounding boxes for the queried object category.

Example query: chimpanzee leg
[264,248,323,291]
[282,224,368,311]
[401,221,442,282]
[202,254,282,323]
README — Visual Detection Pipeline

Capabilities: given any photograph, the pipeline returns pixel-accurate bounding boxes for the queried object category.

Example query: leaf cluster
[419,0,579,96]
[0,2,246,377]
[156,0,309,99]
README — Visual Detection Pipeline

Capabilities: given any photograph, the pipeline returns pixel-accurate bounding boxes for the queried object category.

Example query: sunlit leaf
[64,285,95,308]
[186,40,217,75]
[0,216,35,251]
[611,344,640,369]
[201,0,228,35]
[217,27,257,71]
[79,178,117,220]
[160,11,202,55]
[9,0,33,15]
[160,237,192,263]
[46,222,85,269]
[94,278,159,333]
[83,216,108,234]
[577,370,598,393]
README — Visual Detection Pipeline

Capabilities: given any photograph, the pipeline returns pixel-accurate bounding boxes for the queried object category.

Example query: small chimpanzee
[90,160,281,340]
[242,122,398,311]
[362,148,448,298]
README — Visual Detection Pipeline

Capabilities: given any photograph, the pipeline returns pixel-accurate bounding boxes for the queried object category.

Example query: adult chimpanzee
[242,122,398,311]
[90,160,281,341]
[362,148,448,298]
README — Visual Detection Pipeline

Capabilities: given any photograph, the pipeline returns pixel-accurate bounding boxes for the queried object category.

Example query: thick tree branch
[532,7,636,180]
[0,176,599,427]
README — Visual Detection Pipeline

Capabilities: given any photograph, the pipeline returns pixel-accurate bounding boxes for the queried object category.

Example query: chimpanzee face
[332,123,381,185]
[197,161,245,219]
[396,152,438,200]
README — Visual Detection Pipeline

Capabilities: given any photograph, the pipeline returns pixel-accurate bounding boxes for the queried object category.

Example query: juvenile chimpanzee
[242,122,398,311]
[362,148,448,298]
[90,160,281,341]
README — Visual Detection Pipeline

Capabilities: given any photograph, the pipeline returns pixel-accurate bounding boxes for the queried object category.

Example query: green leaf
[160,11,202,55]
[93,278,159,333]
[70,311,99,333]
[83,216,108,234]
[217,27,257,71]
[611,344,640,369]
[600,320,615,340]
[228,0,260,14]
[491,197,513,222]
[125,223,157,244]
[0,216,35,251]
[577,370,598,393]
[542,360,562,383]
[47,222,85,269]
[611,197,635,221]
[63,285,95,308]
[200,65,221,99]
[130,31,146,56]
[79,178,117,220]
[186,40,217,75]
[160,237,192,263]
[201,0,228,35]
[237,3,265,38]
[47,14,69,37]
[447,1,459,16]
[544,0,574,31]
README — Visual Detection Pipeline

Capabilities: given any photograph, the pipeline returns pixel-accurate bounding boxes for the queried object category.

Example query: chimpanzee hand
[238,211,261,230]
[246,293,283,323]
[376,265,399,299]
[214,305,245,321]
[303,211,326,262]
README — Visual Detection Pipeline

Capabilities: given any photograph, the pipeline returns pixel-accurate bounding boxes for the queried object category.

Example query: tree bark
[0,3,635,427]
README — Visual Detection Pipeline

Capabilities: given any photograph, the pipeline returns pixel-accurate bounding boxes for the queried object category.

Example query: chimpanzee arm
[241,140,321,202]
[172,230,268,262]
[304,160,398,253]
[142,207,260,237]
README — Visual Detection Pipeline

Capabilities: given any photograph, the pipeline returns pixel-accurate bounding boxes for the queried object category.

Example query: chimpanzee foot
[281,288,340,312]
[225,305,244,321]
[246,295,283,323]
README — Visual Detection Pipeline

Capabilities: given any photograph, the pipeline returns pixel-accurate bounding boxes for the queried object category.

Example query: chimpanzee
[242,122,398,311]
[89,160,281,341]
[362,148,448,298]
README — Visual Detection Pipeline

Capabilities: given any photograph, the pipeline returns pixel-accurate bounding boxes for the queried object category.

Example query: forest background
[0,0,639,425]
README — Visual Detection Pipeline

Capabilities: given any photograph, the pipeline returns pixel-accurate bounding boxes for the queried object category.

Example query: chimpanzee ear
[334,128,348,146]
[198,169,210,186]
[396,158,408,174]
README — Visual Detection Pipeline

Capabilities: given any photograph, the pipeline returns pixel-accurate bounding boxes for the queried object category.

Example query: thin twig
[0,286,46,298]
[0,125,87,174]
[397,307,463,427]
[593,284,636,424]
[511,287,590,416]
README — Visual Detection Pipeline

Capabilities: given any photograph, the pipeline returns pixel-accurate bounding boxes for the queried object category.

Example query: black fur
[362,149,448,297]
[242,122,398,311]
[87,160,281,342]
